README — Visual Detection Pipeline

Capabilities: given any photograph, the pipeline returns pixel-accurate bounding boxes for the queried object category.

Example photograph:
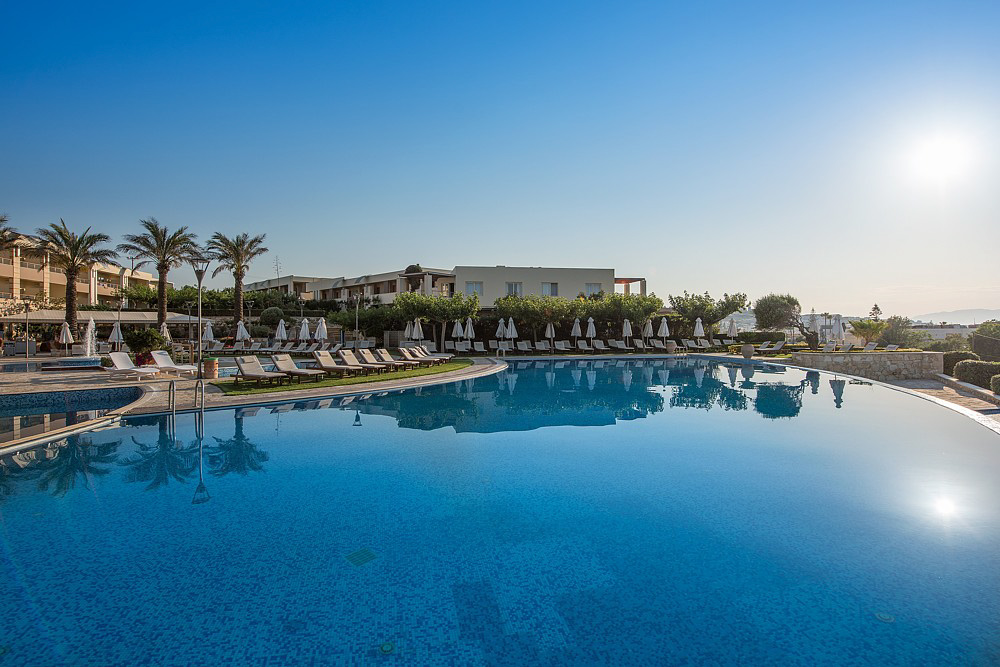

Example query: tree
[35,220,118,336]
[206,232,269,323]
[923,333,970,352]
[259,307,284,326]
[753,293,819,349]
[976,320,1000,339]
[668,291,748,334]
[878,315,927,348]
[869,304,882,321]
[850,319,889,344]
[403,264,423,291]
[0,213,18,253]
[117,218,200,326]
[393,291,479,348]
[114,284,158,309]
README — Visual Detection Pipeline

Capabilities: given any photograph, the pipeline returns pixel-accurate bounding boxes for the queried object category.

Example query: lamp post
[116,297,123,352]
[192,258,211,379]
[298,296,305,319]
[21,294,32,362]
[184,301,194,341]
[245,299,254,325]
[354,295,361,347]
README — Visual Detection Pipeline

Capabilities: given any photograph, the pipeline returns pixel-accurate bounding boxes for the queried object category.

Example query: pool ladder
[166,379,206,416]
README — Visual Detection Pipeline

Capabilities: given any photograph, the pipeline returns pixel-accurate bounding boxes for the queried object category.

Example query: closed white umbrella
[808,312,819,334]
[507,318,518,340]
[570,368,582,388]
[84,317,96,357]
[694,367,705,388]
[727,319,738,338]
[298,318,311,341]
[451,320,465,339]
[585,317,596,341]
[109,321,125,349]
[544,322,555,340]
[403,320,413,340]
[694,318,705,338]
[58,322,74,356]
[235,320,251,341]
[657,317,670,341]
[412,318,424,341]
[570,318,582,342]
[275,319,288,341]
[657,369,670,385]
[641,319,654,342]
[545,371,555,389]
[830,378,846,408]
[622,369,632,392]
[586,370,597,391]
[201,321,214,342]
[315,318,328,341]
[622,319,633,342]
[159,322,172,343]
[727,365,738,387]
[832,315,843,342]
[465,317,475,341]
[506,372,518,395]
[495,319,506,339]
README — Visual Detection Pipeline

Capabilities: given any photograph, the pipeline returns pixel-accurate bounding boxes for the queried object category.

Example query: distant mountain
[912,309,1000,325]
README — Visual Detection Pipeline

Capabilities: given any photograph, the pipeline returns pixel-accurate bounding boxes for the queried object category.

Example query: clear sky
[2,1,998,317]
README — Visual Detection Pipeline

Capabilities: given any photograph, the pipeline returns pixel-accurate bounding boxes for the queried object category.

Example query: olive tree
[752,293,819,349]
[669,291,748,335]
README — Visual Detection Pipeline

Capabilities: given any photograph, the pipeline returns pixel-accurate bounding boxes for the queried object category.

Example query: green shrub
[736,331,785,343]
[953,360,1000,389]
[943,351,979,375]
[249,324,272,338]
[122,328,167,355]
[971,330,1000,361]
[259,307,284,326]
[991,374,1000,395]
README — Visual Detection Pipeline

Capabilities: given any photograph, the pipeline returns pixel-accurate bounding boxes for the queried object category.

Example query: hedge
[736,331,786,344]
[953,360,1000,390]
[971,333,1000,361]
[943,351,979,375]
[992,374,1000,395]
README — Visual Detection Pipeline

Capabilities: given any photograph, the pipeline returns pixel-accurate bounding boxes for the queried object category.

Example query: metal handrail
[167,380,177,419]
[194,379,205,410]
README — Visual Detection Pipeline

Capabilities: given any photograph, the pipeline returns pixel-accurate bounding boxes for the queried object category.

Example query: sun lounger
[150,350,198,377]
[517,341,533,353]
[106,352,161,381]
[358,348,407,370]
[339,349,388,373]
[885,344,899,351]
[375,349,419,368]
[416,345,453,360]
[399,347,441,366]
[839,343,854,352]
[650,339,666,350]
[473,341,487,354]
[633,340,649,352]
[755,341,774,352]
[445,341,456,352]
[592,340,611,353]
[577,340,594,353]
[821,342,836,352]
[768,341,785,352]
[682,339,700,351]
[312,350,363,376]
[618,340,635,352]
[498,341,513,352]
[535,341,551,352]
[235,355,288,386]
[722,339,736,345]
[862,342,877,351]
[271,354,325,382]
[554,341,572,352]
[455,341,470,353]
[423,342,439,353]
[488,340,499,351]
[207,341,224,353]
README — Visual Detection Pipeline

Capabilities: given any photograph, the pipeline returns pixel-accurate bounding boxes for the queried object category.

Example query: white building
[245,265,647,306]
[242,275,322,299]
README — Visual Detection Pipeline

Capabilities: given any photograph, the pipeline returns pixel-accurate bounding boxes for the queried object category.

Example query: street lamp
[245,299,254,324]
[21,293,32,362]
[298,296,305,318]
[192,257,211,379]
[184,301,195,340]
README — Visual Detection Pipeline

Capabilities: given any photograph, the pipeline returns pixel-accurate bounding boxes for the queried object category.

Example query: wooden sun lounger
[313,350,364,376]
[271,354,325,382]
[235,355,288,386]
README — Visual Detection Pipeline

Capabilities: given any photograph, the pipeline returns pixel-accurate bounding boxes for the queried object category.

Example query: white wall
[453,266,614,304]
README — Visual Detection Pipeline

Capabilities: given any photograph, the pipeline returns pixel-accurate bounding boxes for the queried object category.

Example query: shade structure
[451,320,464,339]
[403,320,413,340]
[235,320,252,341]
[275,320,288,341]
[585,317,596,339]
[693,367,705,388]
[832,315,843,342]
[202,321,215,342]
[693,318,705,338]
[728,319,738,337]
[622,319,633,339]
[84,317,97,357]
[495,319,507,339]
[544,322,555,339]
[570,318,582,338]
[641,319,654,340]
[298,318,311,340]
[159,322,172,343]
[412,318,424,341]
[109,321,124,344]
[58,322,74,345]
[315,318,328,341]
[464,317,475,340]
[657,317,670,339]
[506,318,518,340]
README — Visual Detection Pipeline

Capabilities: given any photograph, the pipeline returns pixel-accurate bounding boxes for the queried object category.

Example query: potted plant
[122,328,168,367]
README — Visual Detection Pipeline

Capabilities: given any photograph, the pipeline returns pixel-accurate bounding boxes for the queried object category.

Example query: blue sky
[2,1,998,316]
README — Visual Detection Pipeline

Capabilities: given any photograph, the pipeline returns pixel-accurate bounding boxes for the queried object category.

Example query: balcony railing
[20,261,43,270]
[0,257,12,265]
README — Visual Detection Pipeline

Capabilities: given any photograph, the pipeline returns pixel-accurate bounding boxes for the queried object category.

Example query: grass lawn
[211,358,474,396]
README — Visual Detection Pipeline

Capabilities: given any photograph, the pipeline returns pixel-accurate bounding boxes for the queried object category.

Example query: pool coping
[0,357,508,453]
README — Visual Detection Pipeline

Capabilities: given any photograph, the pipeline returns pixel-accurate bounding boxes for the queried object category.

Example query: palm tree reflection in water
[30,434,120,497]
[118,415,197,491]
[209,413,269,477]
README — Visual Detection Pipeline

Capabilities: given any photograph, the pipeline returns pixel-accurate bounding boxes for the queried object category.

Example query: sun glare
[903,130,978,188]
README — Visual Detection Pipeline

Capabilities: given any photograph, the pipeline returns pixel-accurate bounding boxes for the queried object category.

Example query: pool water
[1,359,998,665]
[0,387,141,443]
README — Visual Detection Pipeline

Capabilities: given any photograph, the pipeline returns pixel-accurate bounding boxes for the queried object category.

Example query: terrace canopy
[0,309,193,325]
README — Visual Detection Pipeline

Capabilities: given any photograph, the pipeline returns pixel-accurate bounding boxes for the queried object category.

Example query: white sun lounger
[150,350,198,377]
[106,352,161,381]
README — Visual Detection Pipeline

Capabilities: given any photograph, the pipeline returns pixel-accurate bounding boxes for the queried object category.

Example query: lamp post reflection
[353,408,362,426]
[192,407,210,504]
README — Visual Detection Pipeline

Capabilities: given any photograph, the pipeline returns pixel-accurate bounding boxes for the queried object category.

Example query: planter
[741,344,755,359]
[665,341,677,354]
[203,358,219,379]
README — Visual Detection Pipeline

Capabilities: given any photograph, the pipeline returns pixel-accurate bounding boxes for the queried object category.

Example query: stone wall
[789,351,944,381]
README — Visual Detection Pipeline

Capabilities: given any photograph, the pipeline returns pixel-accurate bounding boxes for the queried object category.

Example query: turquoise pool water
[1,358,998,665]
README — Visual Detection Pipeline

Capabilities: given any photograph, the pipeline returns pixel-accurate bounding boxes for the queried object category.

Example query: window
[465,281,483,297]
[541,282,558,296]
[506,282,523,296]
[585,283,602,296]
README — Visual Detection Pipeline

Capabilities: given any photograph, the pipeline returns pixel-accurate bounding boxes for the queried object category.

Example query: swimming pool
[1,359,998,664]
[0,387,142,444]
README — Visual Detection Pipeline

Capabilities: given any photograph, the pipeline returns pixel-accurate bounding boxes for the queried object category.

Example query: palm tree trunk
[157,265,169,327]
[65,269,78,337]
[233,272,244,323]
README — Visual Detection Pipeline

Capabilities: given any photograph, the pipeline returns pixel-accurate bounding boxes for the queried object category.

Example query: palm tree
[206,232,268,323]
[0,213,18,252]
[35,220,118,336]
[117,218,200,326]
